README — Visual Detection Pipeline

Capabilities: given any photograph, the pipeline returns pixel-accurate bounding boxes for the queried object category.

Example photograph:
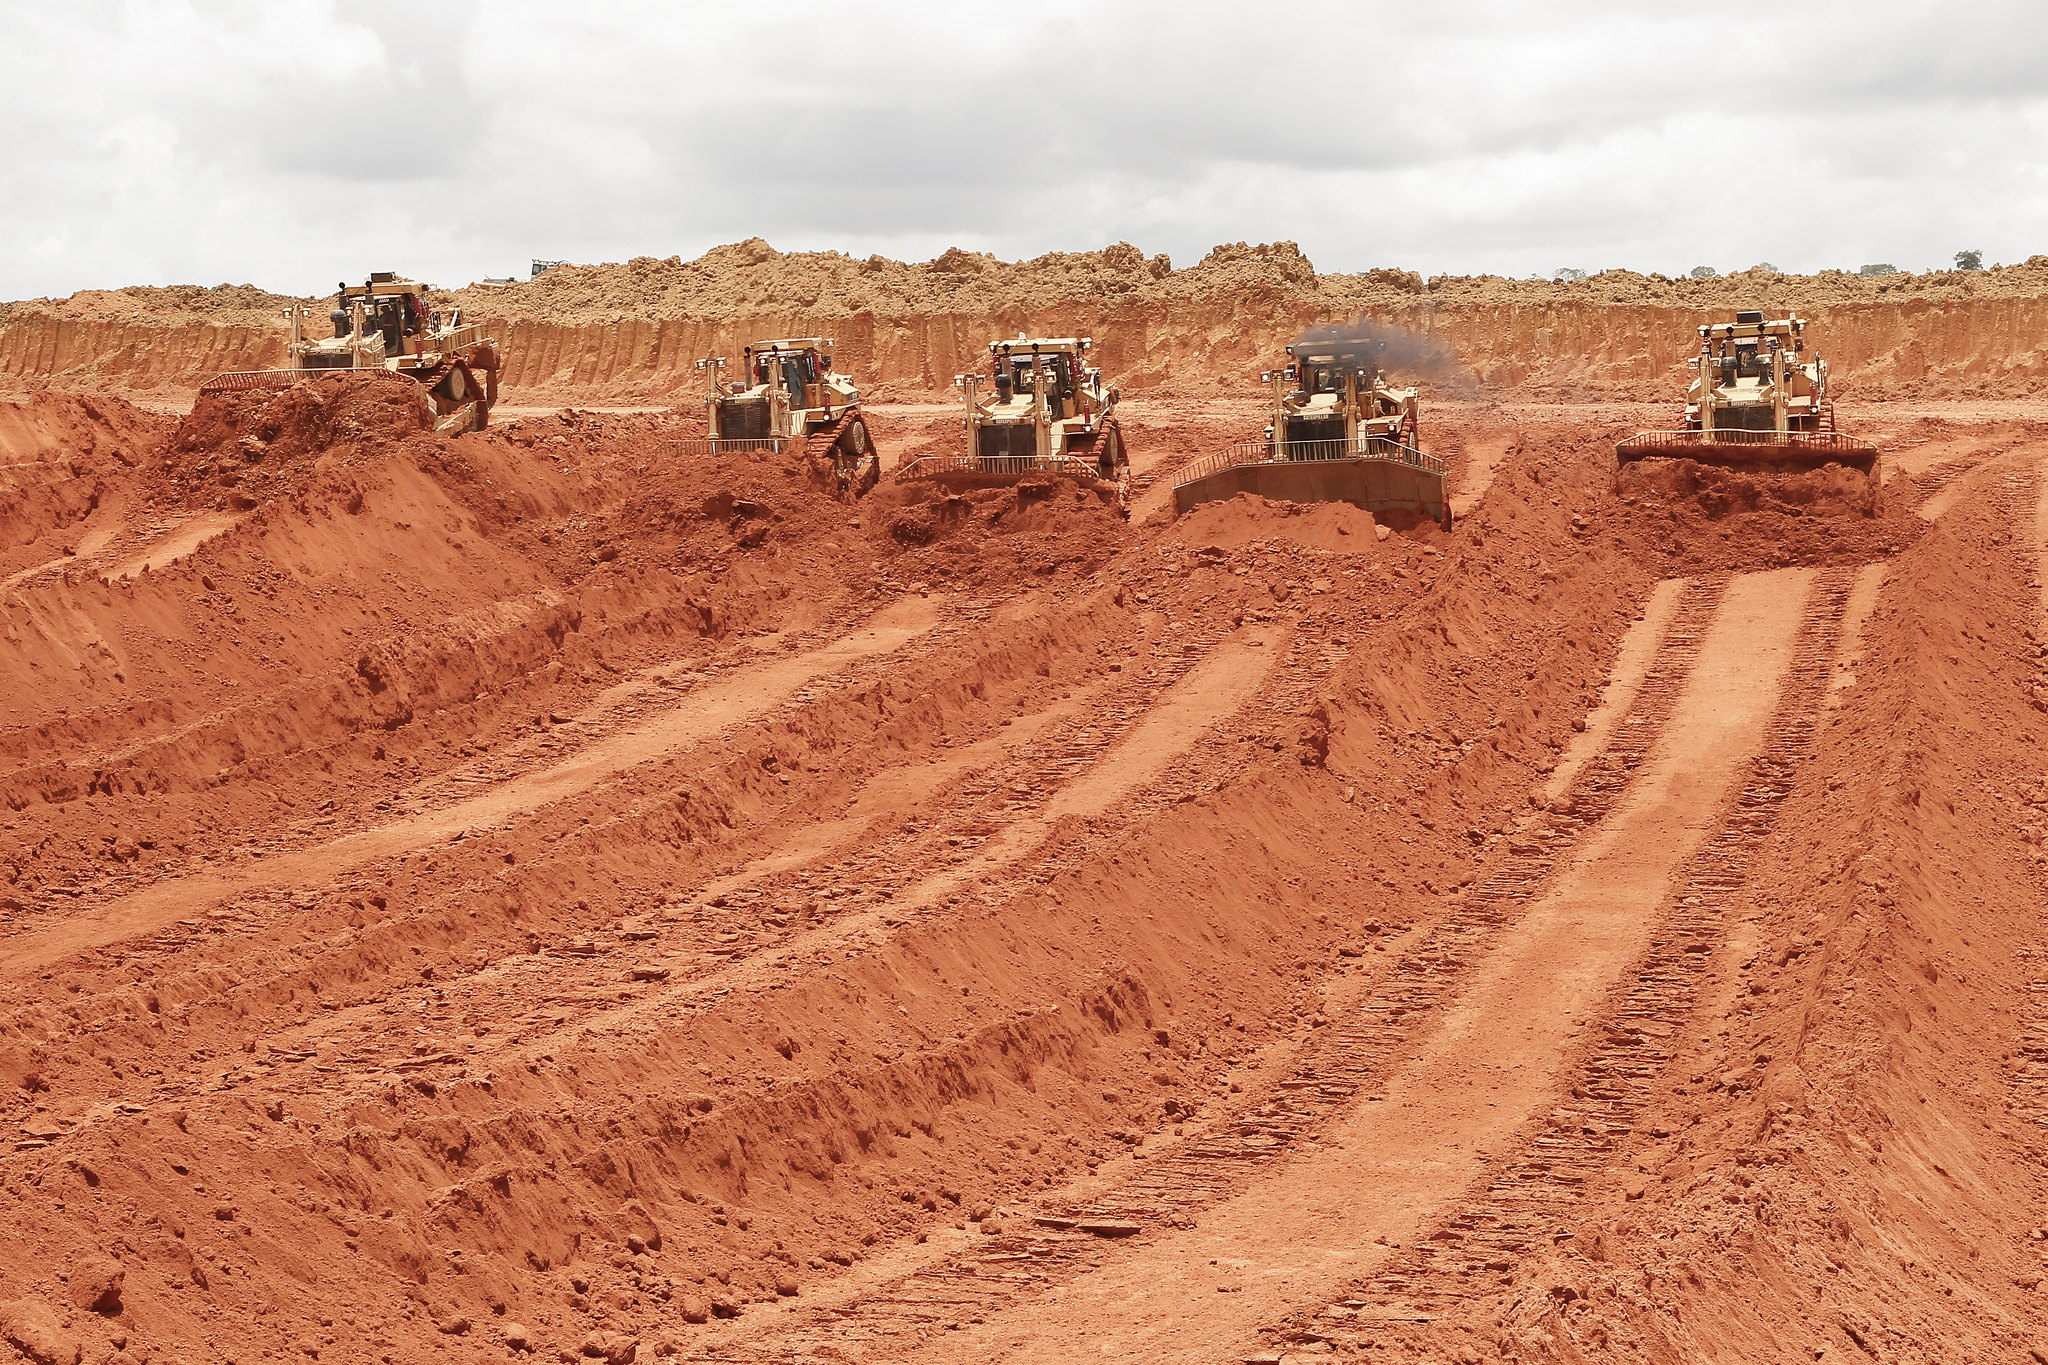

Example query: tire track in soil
[1301,565,1859,1339]
[854,568,1818,1365]
[1916,447,2038,524]
[417,619,1272,1053]
[1127,448,1221,522]
[670,578,1733,1365]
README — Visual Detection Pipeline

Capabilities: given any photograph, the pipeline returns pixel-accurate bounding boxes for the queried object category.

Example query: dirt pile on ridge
[441,245,2048,326]
[439,239,1330,325]
[0,282,305,329]
[172,374,434,468]
[23,243,2048,336]
[0,393,168,580]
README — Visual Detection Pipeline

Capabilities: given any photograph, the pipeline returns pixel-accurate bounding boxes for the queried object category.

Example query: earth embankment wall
[6,297,2048,401]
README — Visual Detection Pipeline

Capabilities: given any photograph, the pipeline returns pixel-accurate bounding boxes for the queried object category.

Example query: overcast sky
[3,0,2044,300]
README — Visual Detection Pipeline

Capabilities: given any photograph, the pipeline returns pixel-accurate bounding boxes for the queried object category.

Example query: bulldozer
[1616,311,1878,473]
[893,336,1126,504]
[1169,339,1450,527]
[1263,338,1419,454]
[678,338,878,496]
[201,273,501,433]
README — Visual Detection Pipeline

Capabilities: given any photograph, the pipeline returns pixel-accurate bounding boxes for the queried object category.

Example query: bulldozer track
[671,580,1739,1364]
[1907,456,1983,504]
[1126,442,1216,499]
[1294,566,1860,1336]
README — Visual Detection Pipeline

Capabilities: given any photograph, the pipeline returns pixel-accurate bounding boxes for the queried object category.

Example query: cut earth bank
[10,240,2048,406]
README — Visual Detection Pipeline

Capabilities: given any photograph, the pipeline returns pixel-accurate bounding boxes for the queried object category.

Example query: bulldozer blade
[1615,430,1879,475]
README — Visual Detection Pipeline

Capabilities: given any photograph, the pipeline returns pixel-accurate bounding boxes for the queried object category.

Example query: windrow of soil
[9,242,2048,404]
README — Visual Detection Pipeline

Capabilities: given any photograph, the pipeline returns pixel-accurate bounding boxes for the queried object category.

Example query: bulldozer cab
[1286,340,1387,397]
[744,340,833,410]
[1295,358,1354,395]
[1700,310,1800,388]
[1004,354,1078,414]
[336,275,434,352]
[989,340,1091,420]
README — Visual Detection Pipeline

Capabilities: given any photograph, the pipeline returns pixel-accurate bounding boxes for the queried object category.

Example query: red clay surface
[2,360,2048,1365]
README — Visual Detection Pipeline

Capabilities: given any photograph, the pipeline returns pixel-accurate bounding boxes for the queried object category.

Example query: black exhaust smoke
[1293,315,1476,394]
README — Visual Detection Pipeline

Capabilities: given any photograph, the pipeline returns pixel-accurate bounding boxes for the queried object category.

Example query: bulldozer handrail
[1616,429,1877,455]
[1171,437,1446,492]
[893,453,1108,483]
[437,323,491,354]
[665,437,790,457]
[198,367,427,396]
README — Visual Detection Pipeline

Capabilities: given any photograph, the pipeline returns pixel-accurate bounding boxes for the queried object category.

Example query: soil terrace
[0,291,2045,1365]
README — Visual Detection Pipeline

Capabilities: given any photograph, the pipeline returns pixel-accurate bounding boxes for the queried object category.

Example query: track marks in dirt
[1912,440,2048,523]
[1537,577,1684,805]
[104,510,242,578]
[1324,568,1858,1334]
[0,597,944,973]
[675,573,1816,1365]
[0,507,244,596]
[1447,428,1519,520]
[802,571,1820,1365]
[481,621,1285,1035]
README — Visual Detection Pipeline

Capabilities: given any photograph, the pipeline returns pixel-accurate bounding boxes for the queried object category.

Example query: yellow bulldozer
[202,273,501,433]
[1616,311,1877,473]
[893,336,1127,505]
[1169,337,1451,528]
[677,338,879,496]
[1263,338,1419,453]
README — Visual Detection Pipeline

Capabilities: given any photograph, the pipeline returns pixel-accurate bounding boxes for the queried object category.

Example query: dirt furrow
[1309,565,1858,1334]
[820,567,1817,1365]
[654,576,1729,1364]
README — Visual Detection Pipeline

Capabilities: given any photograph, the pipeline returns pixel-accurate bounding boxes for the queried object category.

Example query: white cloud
[2,0,2044,299]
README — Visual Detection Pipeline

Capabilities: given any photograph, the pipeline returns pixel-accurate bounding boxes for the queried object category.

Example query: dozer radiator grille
[719,399,771,440]
[1708,406,1780,432]
[977,424,1039,459]
[1284,417,1343,450]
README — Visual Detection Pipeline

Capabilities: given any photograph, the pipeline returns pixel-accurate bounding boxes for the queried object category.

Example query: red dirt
[1,319,2047,1365]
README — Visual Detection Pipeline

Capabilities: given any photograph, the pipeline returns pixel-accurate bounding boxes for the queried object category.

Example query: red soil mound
[858,475,1134,590]
[0,393,169,579]
[1616,455,1882,519]
[1171,494,1387,554]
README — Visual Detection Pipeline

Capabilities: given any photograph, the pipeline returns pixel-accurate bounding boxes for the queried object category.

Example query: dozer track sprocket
[1063,417,1130,512]
[1065,417,1127,480]
[805,411,879,497]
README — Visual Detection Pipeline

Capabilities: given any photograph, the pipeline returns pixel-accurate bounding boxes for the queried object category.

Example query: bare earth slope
[1,269,2047,1365]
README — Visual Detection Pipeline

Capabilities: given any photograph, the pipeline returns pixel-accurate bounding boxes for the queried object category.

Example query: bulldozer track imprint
[1304,567,1857,1334]
[672,577,1750,1364]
